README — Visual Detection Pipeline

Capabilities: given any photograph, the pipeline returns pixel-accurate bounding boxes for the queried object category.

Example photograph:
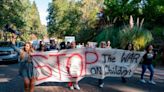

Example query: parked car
[0,41,20,63]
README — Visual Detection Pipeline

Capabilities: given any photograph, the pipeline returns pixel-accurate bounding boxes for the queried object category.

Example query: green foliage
[95,26,120,47]
[0,0,45,41]
[76,28,96,43]
[151,27,164,39]
[21,1,43,40]
[0,0,25,29]
[119,26,153,50]
[95,26,153,50]
[47,0,69,37]
[47,0,103,38]
[104,0,142,23]
[80,0,102,28]
[47,0,72,37]
[142,0,164,27]
[150,27,164,48]
[104,0,164,28]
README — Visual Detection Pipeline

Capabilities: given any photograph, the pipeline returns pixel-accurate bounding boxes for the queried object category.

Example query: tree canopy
[0,0,46,41]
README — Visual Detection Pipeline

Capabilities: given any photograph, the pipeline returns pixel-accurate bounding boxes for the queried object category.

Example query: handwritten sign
[32,48,145,85]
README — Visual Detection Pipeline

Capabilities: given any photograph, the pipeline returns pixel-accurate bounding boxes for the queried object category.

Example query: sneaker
[148,80,156,85]
[99,83,104,88]
[140,79,146,83]
[69,86,74,90]
[74,84,80,90]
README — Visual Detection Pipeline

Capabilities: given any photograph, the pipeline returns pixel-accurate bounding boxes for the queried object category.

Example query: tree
[80,0,103,29]
[76,0,105,42]
[47,0,82,37]
[20,1,43,41]
[0,0,25,29]
[0,0,26,40]
[29,1,42,33]
[142,0,164,28]
[47,0,65,37]
[0,0,44,41]
[47,0,104,42]
[104,0,143,26]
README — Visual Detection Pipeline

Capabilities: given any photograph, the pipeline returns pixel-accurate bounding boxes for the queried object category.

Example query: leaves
[0,0,45,41]
[119,26,153,50]
[47,0,103,38]
[0,0,25,29]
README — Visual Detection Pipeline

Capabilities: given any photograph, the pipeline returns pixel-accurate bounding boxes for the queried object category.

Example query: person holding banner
[121,43,134,83]
[106,40,112,49]
[66,42,71,49]
[12,42,37,92]
[60,41,66,50]
[68,41,81,90]
[98,41,106,88]
[140,44,157,85]
[37,41,46,52]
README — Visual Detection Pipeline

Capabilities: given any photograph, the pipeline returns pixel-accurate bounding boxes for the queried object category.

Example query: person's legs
[121,77,126,83]
[147,64,156,84]
[141,64,147,80]
[24,78,30,92]
[68,82,74,90]
[74,81,80,90]
[68,82,73,87]
[29,77,35,92]
[98,79,104,87]
[148,64,154,81]
[98,79,103,85]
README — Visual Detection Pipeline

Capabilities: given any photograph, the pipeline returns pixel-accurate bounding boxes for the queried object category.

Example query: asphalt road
[0,63,164,92]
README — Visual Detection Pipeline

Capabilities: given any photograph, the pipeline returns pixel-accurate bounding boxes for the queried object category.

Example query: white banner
[31,48,145,85]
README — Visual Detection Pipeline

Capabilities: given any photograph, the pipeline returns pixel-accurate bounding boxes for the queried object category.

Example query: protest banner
[31,48,145,85]
[65,36,75,43]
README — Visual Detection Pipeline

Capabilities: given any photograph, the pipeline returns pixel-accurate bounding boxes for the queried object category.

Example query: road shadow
[0,76,24,92]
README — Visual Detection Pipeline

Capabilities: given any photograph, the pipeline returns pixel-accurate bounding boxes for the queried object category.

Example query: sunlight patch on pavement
[0,78,11,82]
[0,65,9,68]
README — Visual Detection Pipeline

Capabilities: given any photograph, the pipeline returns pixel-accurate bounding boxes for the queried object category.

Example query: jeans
[141,64,154,81]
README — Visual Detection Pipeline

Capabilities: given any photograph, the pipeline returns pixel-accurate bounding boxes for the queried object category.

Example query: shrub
[95,26,120,47]
[119,26,153,50]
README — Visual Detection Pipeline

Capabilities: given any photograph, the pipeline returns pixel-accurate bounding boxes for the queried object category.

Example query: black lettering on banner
[121,52,127,63]
[104,65,131,77]
[128,69,132,75]
[121,52,141,63]
[102,54,116,63]
[90,66,102,75]
[133,54,140,63]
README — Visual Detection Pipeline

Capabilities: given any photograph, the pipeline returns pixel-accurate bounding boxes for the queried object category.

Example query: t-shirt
[143,51,155,65]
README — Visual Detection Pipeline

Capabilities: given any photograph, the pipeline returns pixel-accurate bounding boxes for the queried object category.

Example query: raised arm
[11,40,23,54]
[11,44,22,54]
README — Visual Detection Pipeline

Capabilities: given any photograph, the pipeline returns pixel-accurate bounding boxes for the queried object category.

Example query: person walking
[140,44,157,85]
[12,42,37,92]
[98,41,106,88]
[37,41,46,52]
[121,43,134,83]
[106,40,112,49]
[67,42,81,90]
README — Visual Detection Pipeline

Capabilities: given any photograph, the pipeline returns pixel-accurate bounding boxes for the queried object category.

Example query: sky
[30,0,52,25]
